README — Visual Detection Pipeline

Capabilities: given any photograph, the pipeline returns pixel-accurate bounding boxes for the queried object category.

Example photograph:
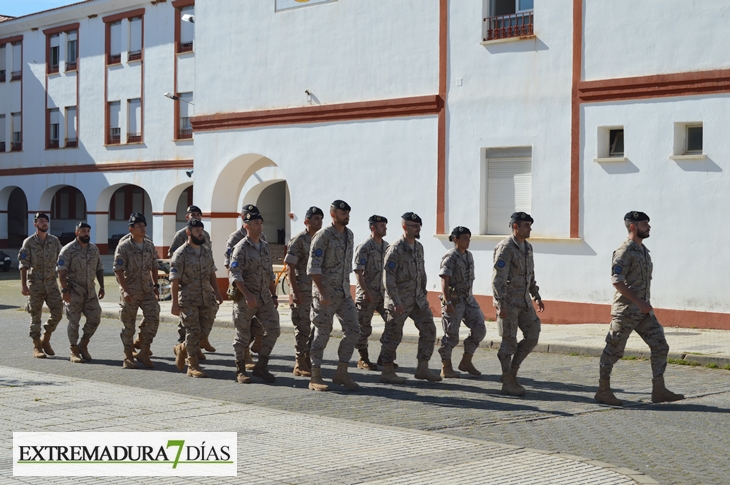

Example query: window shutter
[110,22,122,56]
[486,157,532,235]
[129,18,142,53]
[66,108,77,139]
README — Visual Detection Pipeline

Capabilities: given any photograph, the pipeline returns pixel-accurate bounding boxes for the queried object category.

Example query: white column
[88,212,109,254]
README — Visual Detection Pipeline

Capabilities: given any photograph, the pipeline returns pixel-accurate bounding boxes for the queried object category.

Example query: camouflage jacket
[492,236,541,309]
[170,243,217,307]
[18,233,62,287]
[354,237,388,301]
[113,236,158,296]
[611,239,653,317]
[229,236,275,302]
[284,229,313,291]
[383,237,429,310]
[168,227,211,258]
[224,227,267,268]
[56,240,104,294]
[307,224,354,297]
[440,248,479,307]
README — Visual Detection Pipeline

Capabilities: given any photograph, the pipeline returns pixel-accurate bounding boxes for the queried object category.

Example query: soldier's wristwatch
[153,283,160,289]
[61,288,68,293]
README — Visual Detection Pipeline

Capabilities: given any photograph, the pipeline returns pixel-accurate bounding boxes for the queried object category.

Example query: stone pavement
[0,365,653,485]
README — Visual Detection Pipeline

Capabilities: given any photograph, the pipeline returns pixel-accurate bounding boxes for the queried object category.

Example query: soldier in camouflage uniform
[306,200,361,392]
[168,204,217,359]
[353,214,389,371]
[438,226,486,378]
[595,211,684,406]
[113,213,160,370]
[492,212,545,396]
[378,212,441,384]
[170,219,223,378]
[57,222,105,364]
[229,212,280,384]
[19,213,64,358]
[285,206,323,377]
[224,203,266,370]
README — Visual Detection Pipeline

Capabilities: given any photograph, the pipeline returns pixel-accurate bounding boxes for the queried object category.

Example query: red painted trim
[139,15,145,144]
[96,243,109,255]
[0,35,23,45]
[202,212,240,219]
[0,160,193,177]
[87,211,109,215]
[172,0,195,8]
[191,95,441,132]
[42,22,80,36]
[569,0,583,239]
[103,8,145,24]
[155,246,170,259]
[152,212,177,216]
[436,0,448,234]
[578,69,730,103]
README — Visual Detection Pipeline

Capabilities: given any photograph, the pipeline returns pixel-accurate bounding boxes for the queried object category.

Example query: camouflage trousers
[600,312,669,379]
[119,294,160,352]
[27,283,63,340]
[355,294,385,350]
[309,292,360,368]
[178,299,226,343]
[379,302,436,364]
[66,290,102,345]
[290,293,314,357]
[438,301,486,360]
[496,304,541,373]
[233,299,280,362]
[180,305,216,358]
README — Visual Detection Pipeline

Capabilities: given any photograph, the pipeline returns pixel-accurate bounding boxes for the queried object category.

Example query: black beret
[241,203,259,214]
[76,221,91,230]
[128,212,147,226]
[331,200,351,211]
[186,205,202,214]
[624,211,650,223]
[243,212,264,223]
[368,215,388,224]
[448,226,471,242]
[186,219,204,229]
[34,212,49,221]
[402,212,422,225]
[306,206,324,219]
[509,212,534,227]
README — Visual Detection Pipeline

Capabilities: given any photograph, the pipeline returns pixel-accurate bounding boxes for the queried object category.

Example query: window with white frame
[128,17,142,61]
[49,34,60,73]
[48,108,60,148]
[0,115,5,152]
[66,106,77,147]
[177,92,193,139]
[66,31,77,70]
[484,0,534,42]
[672,122,704,157]
[482,147,532,235]
[109,21,122,64]
[11,42,21,80]
[127,98,142,143]
[179,6,194,52]
[0,45,5,81]
[108,101,121,144]
[11,112,21,150]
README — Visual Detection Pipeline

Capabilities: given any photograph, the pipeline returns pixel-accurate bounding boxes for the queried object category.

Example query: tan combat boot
[135,344,154,369]
[414,360,442,382]
[123,350,138,369]
[252,355,276,383]
[77,338,92,361]
[440,359,461,379]
[250,334,263,354]
[651,376,685,403]
[510,364,525,390]
[332,362,359,390]
[308,367,329,391]
[69,345,85,363]
[235,361,251,384]
[380,362,406,384]
[200,337,216,353]
[594,378,622,406]
[196,348,206,361]
[32,339,46,359]
[186,355,207,378]
[293,355,312,377]
[41,332,55,356]
[458,353,482,376]
[357,349,378,371]
[244,348,255,371]
[133,334,142,351]
[173,343,187,371]
[501,372,526,396]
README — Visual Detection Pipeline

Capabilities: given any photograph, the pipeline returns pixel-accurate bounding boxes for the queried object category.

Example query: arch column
[202,213,239,296]
[0,210,7,247]
[152,212,177,258]
[87,211,110,254]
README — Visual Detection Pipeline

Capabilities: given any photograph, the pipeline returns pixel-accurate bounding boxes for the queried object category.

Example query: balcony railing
[179,117,193,139]
[179,41,193,53]
[11,141,22,152]
[0,142,5,152]
[484,10,534,41]
[48,139,59,149]
[109,127,121,144]
[49,64,59,74]
[0,70,5,82]
[127,133,142,143]
[65,138,77,148]
[10,70,21,81]
[109,53,121,64]
[128,50,142,62]
[66,61,77,71]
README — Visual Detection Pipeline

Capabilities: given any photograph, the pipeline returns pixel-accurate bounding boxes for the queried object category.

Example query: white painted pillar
[88,211,109,254]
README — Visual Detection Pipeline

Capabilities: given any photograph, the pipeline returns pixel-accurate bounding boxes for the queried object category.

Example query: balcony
[127,133,142,143]
[108,54,121,65]
[128,50,142,62]
[66,61,77,71]
[48,139,59,149]
[178,41,193,53]
[484,10,534,41]
[10,70,21,81]
[65,138,77,148]
[0,70,5,82]
[108,127,121,145]
[0,142,5,152]
[48,64,59,75]
[11,142,22,152]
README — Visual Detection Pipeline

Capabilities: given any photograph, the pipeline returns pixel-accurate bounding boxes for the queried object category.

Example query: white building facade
[1,0,729,329]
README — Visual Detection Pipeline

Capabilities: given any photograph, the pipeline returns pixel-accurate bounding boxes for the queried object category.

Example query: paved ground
[2,271,730,483]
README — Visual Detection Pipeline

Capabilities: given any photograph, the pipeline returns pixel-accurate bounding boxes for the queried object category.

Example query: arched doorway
[47,186,87,245]
[107,184,153,251]
[0,186,27,248]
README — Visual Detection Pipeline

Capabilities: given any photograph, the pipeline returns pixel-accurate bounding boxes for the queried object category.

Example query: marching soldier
[285,206,323,377]
[353,215,389,371]
[378,212,441,384]
[595,211,684,406]
[113,213,160,369]
[170,219,224,378]
[492,212,545,396]
[19,213,64,358]
[306,200,361,392]
[229,212,281,384]
[438,226,486,378]
[57,222,105,364]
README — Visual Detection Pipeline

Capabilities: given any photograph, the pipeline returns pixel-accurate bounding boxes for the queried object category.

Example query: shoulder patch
[170,267,177,273]
[231,261,239,268]
[57,259,64,266]
[613,265,622,274]
[116,258,124,265]
[20,252,26,259]
[315,248,323,257]
[360,258,366,265]
[226,248,231,255]
[497,260,506,268]
[387,261,396,269]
